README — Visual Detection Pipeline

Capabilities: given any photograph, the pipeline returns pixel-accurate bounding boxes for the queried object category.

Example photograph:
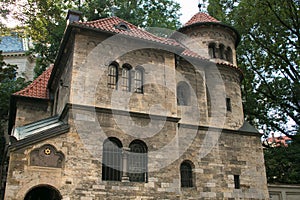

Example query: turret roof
[184,12,220,27]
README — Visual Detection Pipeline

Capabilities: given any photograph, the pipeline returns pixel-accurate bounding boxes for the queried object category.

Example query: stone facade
[3,11,269,200]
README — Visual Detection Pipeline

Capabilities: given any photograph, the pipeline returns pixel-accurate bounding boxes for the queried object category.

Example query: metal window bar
[134,70,143,93]
[102,140,122,181]
[108,65,117,89]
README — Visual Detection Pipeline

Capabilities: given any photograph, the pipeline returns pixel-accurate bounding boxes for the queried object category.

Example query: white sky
[176,0,201,24]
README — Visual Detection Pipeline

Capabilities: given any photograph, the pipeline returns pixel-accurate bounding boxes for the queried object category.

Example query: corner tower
[177,10,243,129]
[178,11,240,66]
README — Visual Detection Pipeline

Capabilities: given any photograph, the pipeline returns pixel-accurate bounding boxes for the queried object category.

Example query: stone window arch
[134,66,144,93]
[30,144,64,168]
[121,64,132,92]
[102,137,123,181]
[180,160,194,188]
[24,185,62,200]
[128,140,148,182]
[108,62,118,89]
[208,43,216,58]
[177,81,191,106]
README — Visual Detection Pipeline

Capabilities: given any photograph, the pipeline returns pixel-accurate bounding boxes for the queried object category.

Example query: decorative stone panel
[30,144,65,168]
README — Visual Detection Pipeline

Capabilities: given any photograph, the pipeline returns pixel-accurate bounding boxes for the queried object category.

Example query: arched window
[208,43,216,58]
[177,81,190,106]
[121,64,132,92]
[128,140,148,182]
[134,67,144,93]
[180,161,193,187]
[219,44,225,59]
[225,47,233,63]
[108,63,118,89]
[102,137,122,181]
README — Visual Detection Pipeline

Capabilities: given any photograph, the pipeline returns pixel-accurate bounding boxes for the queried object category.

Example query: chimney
[66,10,82,24]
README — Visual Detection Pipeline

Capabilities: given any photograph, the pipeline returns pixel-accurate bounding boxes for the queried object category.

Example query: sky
[176,0,202,24]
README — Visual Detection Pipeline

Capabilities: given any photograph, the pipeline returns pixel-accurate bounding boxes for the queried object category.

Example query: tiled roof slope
[14,66,53,99]
[184,12,220,27]
[75,16,179,46]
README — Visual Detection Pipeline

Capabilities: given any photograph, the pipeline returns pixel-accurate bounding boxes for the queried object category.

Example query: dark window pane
[180,161,193,187]
[102,138,122,181]
[129,140,147,182]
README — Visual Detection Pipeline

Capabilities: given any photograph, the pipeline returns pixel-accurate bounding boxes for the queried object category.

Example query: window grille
[102,138,122,181]
[128,140,147,182]
[180,161,193,187]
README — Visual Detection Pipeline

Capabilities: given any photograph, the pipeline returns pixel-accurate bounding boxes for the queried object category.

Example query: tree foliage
[207,0,300,139]
[4,0,181,77]
[0,51,28,164]
[264,134,300,184]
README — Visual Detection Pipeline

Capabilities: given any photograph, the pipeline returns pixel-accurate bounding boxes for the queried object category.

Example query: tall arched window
[108,63,118,89]
[208,43,216,58]
[128,140,148,182]
[177,81,190,106]
[219,44,225,59]
[102,137,122,181]
[180,161,193,187]
[134,67,144,93]
[121,64,132,92]
[206,85,212,117]
[225,47,233,63]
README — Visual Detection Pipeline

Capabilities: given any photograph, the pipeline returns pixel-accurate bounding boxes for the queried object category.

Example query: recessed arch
[180,160,194,188]
[177,81,191,106]
[24,184,62,200]
[128,139,148,182]
[102,137,123,181]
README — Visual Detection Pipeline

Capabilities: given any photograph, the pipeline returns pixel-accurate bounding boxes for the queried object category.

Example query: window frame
[107,63,118,89]
[102,137,123,181]
[177,81,191,106]
[128,140,148,182]
[121,64,132,92]
[134,67,144,93]
[180,160,194,188]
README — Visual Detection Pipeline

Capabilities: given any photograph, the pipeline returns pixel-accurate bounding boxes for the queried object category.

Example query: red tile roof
[75,16,179,46]
[184,12,220,27]
[181,49,208,60]
[14,66,53,99]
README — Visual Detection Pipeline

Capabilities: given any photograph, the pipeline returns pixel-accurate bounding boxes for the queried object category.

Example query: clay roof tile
[14,66,53,99]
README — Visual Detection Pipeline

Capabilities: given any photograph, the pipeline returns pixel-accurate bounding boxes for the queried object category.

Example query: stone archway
[24,185,62,200]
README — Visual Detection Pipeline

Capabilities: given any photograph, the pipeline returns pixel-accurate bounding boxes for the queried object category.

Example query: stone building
[2,9,269,200]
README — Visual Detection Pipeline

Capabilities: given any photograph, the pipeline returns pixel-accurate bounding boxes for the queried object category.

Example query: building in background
[0,31,35,81]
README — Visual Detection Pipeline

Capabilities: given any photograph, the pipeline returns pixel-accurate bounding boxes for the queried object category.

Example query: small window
[180,161,193,187]
[102,138,122,181]
[234,175,240,189]
[177,81,190,106]
[208,43,216,58]
[108,63,118,89]
[219,44,225,59]
[134,68,144,93]
[128,140,148,182]
[206,85,211,117]
[225,47,233,63]
[115,22,130,31]
[121,64,131,92]
[226,98,232,112]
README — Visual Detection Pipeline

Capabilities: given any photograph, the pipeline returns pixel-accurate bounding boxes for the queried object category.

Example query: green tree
[264,134,300,184]
[0,51,28,165]
[5,0,181,77]
[207,0,300,139]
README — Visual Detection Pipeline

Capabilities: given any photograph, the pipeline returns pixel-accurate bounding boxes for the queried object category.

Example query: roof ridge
[183,12,220,27]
